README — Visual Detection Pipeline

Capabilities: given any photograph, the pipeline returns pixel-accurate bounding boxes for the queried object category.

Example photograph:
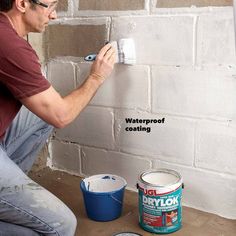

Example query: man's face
[24,0,58,33]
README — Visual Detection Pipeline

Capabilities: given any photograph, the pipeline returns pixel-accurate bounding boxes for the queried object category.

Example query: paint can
[80,174,127,221]
[137,169,183,234]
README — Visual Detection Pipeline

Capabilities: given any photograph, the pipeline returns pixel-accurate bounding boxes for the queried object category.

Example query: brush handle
[84,54,97,61]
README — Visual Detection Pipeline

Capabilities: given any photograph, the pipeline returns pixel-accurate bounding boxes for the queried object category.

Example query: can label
[139,186,182,234]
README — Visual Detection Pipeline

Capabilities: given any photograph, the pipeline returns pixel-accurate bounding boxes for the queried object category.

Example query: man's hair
[0,0,16,12]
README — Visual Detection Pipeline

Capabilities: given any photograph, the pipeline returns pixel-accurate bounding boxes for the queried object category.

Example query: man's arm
[20,43,116,128]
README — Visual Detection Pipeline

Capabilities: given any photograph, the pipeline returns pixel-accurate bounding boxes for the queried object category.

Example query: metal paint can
[137,169,183,234]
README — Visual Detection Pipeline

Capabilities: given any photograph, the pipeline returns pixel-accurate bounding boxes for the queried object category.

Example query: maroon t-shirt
[0,13,51,140]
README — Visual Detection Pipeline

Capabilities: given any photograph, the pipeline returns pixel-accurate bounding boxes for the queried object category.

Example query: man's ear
[15,0,29,13]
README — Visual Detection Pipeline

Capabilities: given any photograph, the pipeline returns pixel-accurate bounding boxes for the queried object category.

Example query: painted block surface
[76,63,150,109]
[152,66,236,119]
[197,13,236,65]
[196,121,236,175]
[111,16,194,65]
[115,110,195,165]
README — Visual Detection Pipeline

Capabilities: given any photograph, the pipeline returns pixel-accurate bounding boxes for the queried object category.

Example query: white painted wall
[47,3,236,219]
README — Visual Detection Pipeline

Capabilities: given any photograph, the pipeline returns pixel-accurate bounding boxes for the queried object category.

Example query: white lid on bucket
[83,174,127,193]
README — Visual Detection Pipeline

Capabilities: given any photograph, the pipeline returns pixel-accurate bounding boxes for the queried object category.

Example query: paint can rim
[139,168,182,188]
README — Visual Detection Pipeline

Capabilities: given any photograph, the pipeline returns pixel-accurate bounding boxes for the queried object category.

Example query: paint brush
[84,38,136,65]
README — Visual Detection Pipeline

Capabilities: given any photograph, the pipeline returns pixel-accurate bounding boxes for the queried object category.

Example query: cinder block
[152,66,236,119]
[156,0,232,8]
[115,110,195,165]
[76,63,150,110]
[57,0,68,12]
[110,16,194,65]
[49,139,81,174]
[81,146,151,189]
[153,160,236,219]
[48,61,76,97]
[79,0,145,10]
[44,19,109,60]
[195,121,236,175]
[55,106,115,149]
[28,33,45,63]
[197,13,236,65]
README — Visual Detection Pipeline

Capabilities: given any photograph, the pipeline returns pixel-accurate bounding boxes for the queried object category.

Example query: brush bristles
[111,39,136,65]
[118,38,136,65]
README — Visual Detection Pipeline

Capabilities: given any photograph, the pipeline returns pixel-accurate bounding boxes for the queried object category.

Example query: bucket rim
[113,232,143,236]
[80,174,127,194]
[138,168,182,188]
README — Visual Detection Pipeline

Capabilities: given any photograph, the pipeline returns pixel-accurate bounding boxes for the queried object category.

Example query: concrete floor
[29,168,236,236]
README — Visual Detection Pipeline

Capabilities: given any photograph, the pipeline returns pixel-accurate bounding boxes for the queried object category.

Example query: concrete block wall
[28,0,236,219]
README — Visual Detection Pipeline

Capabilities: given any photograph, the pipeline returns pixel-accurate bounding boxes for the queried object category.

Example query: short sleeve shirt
[0,13,51,140]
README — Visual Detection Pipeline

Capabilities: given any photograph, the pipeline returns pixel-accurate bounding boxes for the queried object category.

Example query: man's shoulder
[0,28,36,62]
[0,13,36,57]
[0,28,29,48]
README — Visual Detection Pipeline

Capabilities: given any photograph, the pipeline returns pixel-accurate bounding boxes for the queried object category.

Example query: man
[0,0,116,235]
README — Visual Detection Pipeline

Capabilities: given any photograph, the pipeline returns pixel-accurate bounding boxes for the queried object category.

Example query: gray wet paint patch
[51,222,62,227]
[0,187,11,192]
[26,183,43,190]
[0,183,42,195]
[30,204,40,208]
[0,185,24,193]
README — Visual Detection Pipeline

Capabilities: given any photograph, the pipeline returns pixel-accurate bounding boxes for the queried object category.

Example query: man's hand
[90,43,116,83]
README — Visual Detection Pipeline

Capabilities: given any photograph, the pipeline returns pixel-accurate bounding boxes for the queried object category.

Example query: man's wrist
[90,73,106,85]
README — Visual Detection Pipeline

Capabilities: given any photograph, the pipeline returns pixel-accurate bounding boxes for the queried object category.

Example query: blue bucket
[80,174,127,222]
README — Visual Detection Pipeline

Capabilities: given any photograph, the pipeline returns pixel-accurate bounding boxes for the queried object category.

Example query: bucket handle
[110,194,122,205]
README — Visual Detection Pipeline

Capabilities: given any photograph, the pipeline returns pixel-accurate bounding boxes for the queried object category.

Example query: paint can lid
[113,232,142,236]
